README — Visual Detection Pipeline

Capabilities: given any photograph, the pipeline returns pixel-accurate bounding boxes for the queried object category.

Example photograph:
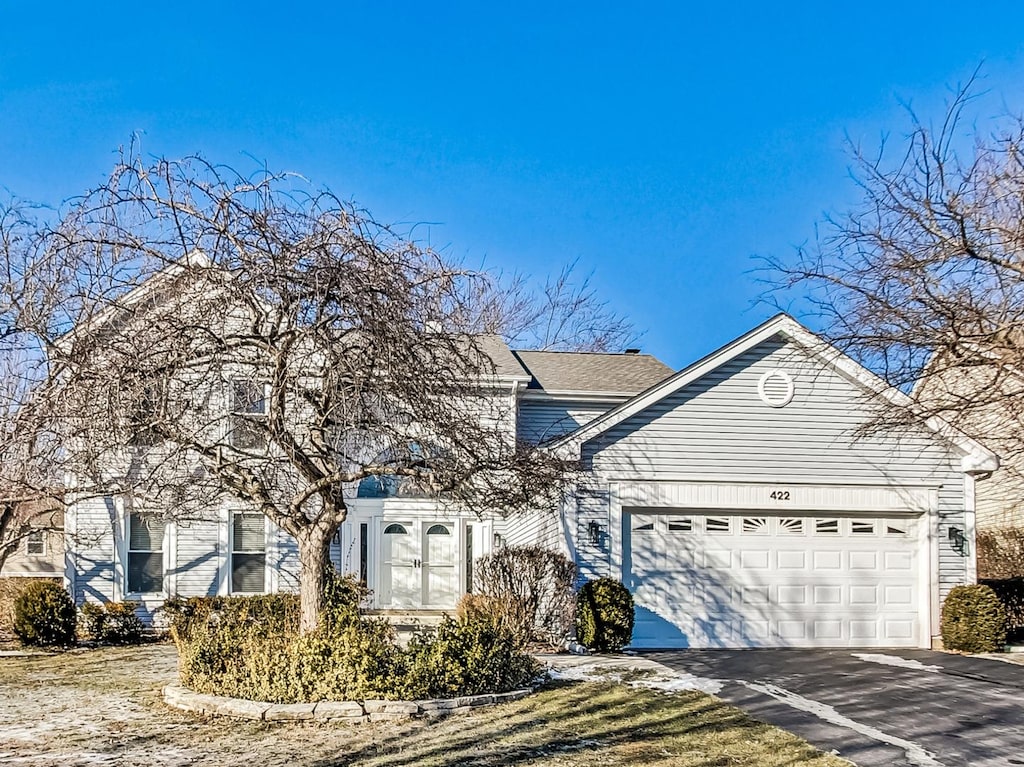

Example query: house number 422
[769,490,791,501]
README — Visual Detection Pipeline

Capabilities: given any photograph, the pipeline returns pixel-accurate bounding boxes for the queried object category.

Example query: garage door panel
[628,511,921,649]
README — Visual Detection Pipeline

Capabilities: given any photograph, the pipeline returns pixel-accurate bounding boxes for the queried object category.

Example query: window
[632,520,655,533]
[230,380,268,449]
[231,513,266,593]
[705,517,731,534]
[25,530,45,556]
[128,382,164,446]
[359,523,369,585]
[778,518,805,535]
[742,517,769,534]
[127,513,165,594]
[851,520,876,535]
[886,520,911,537]
[814,519,840,536]
[668,518,693,532]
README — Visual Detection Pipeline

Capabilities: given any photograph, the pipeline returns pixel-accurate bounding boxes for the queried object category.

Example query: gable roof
[551,313,999,475]
[512,349,674,396]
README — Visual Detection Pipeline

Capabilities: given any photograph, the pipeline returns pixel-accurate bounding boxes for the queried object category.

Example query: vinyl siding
[576,336,971,599]
[69,495,119,604]
[174,515,221,597]
[498,508,562,550]
[517,400,613,444]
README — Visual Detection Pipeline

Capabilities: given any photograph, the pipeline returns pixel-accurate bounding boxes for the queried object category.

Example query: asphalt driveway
[644,648,1024,767]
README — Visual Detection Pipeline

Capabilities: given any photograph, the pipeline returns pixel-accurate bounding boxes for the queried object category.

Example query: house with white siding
[65,312,997,649]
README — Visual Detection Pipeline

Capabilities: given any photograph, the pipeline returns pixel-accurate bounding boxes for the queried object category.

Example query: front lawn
[0,643,847,767]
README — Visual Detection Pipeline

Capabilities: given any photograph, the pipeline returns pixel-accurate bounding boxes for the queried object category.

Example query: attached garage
[626,510,924,648]
[554,314,999,650]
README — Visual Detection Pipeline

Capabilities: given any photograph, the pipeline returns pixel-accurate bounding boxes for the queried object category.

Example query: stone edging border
[163,684,532,722]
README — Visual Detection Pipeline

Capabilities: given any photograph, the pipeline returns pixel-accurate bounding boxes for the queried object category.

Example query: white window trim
[227,379,271,449]
[25,530,46,556]
[228,511,270,595]
[117,507,175,601]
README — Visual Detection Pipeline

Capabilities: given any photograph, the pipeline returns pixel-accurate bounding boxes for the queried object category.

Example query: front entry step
[365,609,453,633]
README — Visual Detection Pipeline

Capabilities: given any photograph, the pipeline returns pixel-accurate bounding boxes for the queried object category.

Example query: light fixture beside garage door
[758,370,795,407]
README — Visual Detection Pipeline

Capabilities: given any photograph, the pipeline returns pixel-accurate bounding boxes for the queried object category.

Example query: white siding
[498,508,562,550]
[174,516,221,597]
[517,399,613,444]
[69,495,119,604]
[576,336,971,600]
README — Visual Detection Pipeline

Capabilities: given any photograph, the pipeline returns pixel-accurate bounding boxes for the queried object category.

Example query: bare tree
[766,79,1024,473]
[480,260,637,352]
[0,201,71,572]
[7,153,576,631]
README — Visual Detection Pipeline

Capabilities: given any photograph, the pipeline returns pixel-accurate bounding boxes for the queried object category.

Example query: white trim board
[615,480,936,514]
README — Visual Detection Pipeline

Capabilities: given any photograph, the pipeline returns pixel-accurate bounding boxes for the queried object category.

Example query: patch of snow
[851,653,941,673]
[740,680,943,767]
[546,661,723,695]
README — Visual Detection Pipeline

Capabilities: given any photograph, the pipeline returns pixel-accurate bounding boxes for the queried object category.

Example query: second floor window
[230,380,268,449]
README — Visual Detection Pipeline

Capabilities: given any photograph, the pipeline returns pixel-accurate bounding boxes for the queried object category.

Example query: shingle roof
[511,349,674,394]
[476,335,531,379]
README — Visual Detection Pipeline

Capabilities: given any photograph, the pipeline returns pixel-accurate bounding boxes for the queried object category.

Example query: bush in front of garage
[941,584,1007,653]
[576,578,634,652]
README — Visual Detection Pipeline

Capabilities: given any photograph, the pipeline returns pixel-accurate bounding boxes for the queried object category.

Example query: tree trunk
[296,527,334,634]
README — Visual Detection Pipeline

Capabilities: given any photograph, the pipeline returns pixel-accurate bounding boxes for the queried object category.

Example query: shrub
[12,580,77,646]
[576,578,634,652]
[941,584,1007,653]
[981,577,1024,643]
[472,545,577,646]
[977,528,1024,580]
[401,615,538,699]
[169,573,536,702]
[81,601,145,644]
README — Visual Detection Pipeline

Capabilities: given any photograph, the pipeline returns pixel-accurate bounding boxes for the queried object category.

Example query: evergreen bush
[81,601,145,644]
[12,580,77,646]
[575,577,634,652]
[941,584,1007,653]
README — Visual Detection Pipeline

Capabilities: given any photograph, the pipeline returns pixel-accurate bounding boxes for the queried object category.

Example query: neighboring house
[1,504,64,581]
[916,360,1024,531]
[65,313,996,649]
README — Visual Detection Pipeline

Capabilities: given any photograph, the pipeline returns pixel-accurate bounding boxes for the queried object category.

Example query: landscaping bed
[0,642,848,767]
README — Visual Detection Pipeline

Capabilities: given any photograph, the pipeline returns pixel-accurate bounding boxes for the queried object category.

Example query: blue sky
[2,2,1023,368]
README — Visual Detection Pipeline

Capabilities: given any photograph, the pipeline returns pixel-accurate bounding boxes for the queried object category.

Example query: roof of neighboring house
[511,349,674,395]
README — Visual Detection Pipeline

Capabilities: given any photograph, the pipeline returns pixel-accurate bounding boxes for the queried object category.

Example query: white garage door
[627,512,922,649]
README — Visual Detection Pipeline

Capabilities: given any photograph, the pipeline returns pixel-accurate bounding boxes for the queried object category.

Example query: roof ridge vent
[624,348,641,355]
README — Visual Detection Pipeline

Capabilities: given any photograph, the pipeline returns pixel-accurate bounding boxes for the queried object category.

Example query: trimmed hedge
[941,584,1007,653]
[81,601,146,644]
[165,574,537,703]
[12,580,77,646]
[576,578,634,652]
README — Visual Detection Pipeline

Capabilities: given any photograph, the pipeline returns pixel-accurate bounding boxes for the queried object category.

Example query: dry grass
[0,643,848,767]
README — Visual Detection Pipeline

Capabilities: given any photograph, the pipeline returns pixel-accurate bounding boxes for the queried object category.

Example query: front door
[380,520,458,608]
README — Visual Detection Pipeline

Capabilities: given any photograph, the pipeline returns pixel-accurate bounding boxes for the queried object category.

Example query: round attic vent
[757,370,795,407]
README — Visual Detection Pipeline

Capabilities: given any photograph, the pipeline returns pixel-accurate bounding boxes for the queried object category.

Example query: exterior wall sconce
[587,521,603,547]
[948,526,968,556]
[493,532,504,549]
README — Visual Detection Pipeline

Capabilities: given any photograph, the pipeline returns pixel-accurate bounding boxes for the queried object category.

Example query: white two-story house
[63,263,997,649]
